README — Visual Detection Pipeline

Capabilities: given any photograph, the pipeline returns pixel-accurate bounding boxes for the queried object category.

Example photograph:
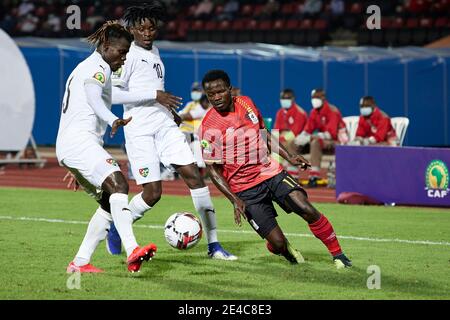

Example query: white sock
[190,186,218,244]
[109,193,138,257]
[74,207,112,266]
[128,192,152,222]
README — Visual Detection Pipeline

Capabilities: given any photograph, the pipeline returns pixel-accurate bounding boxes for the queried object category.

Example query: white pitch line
[1,215,450,247]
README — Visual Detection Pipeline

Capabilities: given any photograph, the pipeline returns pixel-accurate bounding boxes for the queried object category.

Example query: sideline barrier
[335,145,450,207]
[15,39,450,147]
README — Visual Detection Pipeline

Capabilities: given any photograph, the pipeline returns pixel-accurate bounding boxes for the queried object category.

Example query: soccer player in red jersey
[199,70,351,268]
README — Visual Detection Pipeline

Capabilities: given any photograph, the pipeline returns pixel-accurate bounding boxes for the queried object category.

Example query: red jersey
[356,107,397,143]
[304,101,347,141]
[199,96,283,193]
[273,104,308,136]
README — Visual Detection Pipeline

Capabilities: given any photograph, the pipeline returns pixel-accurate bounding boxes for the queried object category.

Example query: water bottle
[327,161,336,188]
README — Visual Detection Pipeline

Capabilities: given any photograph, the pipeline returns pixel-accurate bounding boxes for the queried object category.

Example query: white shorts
[60,143,121,199]
[125,123,195,185]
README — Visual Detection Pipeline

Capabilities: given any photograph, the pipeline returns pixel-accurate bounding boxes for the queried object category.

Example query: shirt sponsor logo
[139,167,149,178]
[425,160,449,199]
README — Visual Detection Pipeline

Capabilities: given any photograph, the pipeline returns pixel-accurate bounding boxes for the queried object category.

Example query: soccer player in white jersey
[56,21,157,273]
[108,2,237,260]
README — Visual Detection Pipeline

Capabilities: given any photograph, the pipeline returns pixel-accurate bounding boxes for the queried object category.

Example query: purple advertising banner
[335,146,450,207]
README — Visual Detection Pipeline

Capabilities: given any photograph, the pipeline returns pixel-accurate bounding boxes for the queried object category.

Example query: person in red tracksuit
[352,96,399,146]
[274,88,308,150]
[294,89,349,187]
[273,89,308,177]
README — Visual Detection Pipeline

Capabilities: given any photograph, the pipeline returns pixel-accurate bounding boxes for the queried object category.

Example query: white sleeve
[84,82,118,126]
[189,105,207,119]
[112,86,157,105]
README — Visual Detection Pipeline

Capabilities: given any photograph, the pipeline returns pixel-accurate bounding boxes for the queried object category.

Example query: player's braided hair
[86,20,132,46]
[122,1,167,28]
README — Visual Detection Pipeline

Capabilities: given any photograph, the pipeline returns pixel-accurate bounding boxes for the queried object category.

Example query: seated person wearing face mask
[273,89,308,178]
[177,82,211,170]
[294,89,349,187]
[351,96,399,146]
[274,89,308,152]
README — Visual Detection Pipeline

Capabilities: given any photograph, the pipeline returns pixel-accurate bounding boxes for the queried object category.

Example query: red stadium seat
[350,3,362,14]
[406,18,419,28]
[300,19,313,29]
[313,19,328,30]
[435,17,448,28]
[253,20,273,43]
[240,4,252,17]
[280,3,298,17]
[214,5,224,16]
[285,19,300,30]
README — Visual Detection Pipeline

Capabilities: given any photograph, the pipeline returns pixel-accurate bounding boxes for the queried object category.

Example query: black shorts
[236,171,307,238]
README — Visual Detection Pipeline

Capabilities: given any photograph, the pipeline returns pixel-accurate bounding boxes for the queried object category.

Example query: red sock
[308,214,342,256]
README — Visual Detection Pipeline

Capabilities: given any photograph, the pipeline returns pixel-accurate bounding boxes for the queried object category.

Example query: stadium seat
[357,27,371,46]
[238,19,257,42]
[186,20,204,42]
[412,18,432,45]
[211,20,230,43]
[391,117,410,146]
[343,116,360,142]
[384,18,404,47]
[279,19,299,44]
[225,19,245,43]
[253,20,272,43]
[266,19,284,44]
[198,21,217,41]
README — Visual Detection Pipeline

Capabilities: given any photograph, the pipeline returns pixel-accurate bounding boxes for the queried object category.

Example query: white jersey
[112,42,173,136]
[56,51,112,161]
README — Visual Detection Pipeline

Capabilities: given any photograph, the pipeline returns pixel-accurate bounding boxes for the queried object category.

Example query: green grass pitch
[0,187,449,300]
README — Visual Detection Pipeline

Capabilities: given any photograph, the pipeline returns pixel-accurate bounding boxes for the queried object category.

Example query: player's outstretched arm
[112,86,158,105]
[156,90,183,110]
[267,129,310,170]
[207,164,246,226]
[85,82,118,126]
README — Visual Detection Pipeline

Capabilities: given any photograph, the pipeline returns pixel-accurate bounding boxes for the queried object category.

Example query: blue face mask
[191,91,202,101]
[360,106,374,117]
[280,99,292,109]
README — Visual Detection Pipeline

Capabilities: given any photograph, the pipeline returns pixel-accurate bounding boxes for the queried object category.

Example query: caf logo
[425,160,449,198]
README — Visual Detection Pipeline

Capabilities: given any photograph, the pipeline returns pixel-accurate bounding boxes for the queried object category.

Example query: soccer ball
[164,212,203,250]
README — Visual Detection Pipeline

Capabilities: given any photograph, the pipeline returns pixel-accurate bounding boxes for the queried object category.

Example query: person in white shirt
[108,2,237,260]
[57,21,156,274]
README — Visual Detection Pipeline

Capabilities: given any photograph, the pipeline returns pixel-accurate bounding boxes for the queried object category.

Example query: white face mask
[360,106,373,117]
[311,98,323,109]
[191,91,202,101]
[280,99,292,109]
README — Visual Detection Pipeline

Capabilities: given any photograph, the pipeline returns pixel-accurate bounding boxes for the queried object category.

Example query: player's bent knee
[268,238,287,254]
[142,185,162,206]
[285,191,319,221]
[103,172,129,194]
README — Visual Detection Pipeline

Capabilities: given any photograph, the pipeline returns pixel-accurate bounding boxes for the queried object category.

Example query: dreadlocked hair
[123,1,167,28]
[86,20,132,47]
